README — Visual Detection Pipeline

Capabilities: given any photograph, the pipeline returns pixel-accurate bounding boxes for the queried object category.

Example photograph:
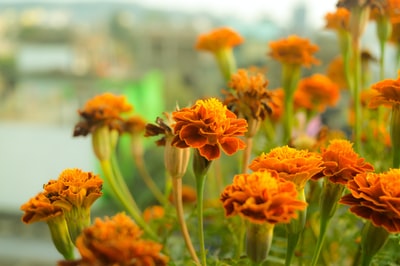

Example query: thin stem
[242,137,253,173]
[195,173,207,266]
[285,189,306,266]
[133,152,169,206]
[100,159,158,240]
[352,39,362,153]
[172,177,200,265]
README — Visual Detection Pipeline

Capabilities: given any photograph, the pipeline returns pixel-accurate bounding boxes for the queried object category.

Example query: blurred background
[0,0,388,264]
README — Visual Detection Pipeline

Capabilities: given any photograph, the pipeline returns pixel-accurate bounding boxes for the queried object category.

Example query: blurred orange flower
[340,169,400,233]
[224,69,273,121]
[294,74,340,113]
[124,115,147,135]
[62,213,169,266]
[268,35,320,68]
[370,0,400,23]
[143,205,165,222]
[369,73,400,108]
[269,88,285,123]
[169,184,197,204]
[325,7,350,31]
[326,56,348,89]
[172,98,248,160]
[74,92,133,136]
[195,27,243,53]
[43,168,103,210]
[220,171,307,224]
[249,146,324,189]
[21,192,63,224]
[312,139,374,184]
[361,88,381,108]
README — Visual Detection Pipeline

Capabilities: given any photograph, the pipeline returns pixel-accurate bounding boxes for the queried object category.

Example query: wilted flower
[220,170,307,224]
[294,74,340,113]
[249,146,324,190]
[312,139,374,183]
[268,35,320,68]
[340,168,400,233]
[73,92,133,137]
[58,213,169,266]
[172,98,248,161]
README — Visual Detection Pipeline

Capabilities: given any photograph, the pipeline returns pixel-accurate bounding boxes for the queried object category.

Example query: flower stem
[352,39,362,153]
[172,177,200,265]
[310,179,344,266]
[246,222,274,265]
[100,159,158,240]
[360,221,390,266]
[285,189,306,266]
[242,137,253,173]
[195,173,207,266]
[133,152,169,206]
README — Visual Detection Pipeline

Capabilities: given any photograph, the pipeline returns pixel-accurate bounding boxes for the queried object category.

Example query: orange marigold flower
[63,213,169,266]
[313,139,374,183]
[220,171,307,224]
[325,7,351,31]
[361,88,381,108]
[369,73,400,108]
[326,56,348,89]
[44,168,103,210]
[195,27,243,53]
[370,0,400,24]
[172,98,248,160]
[249,146,324,190]
[340,169,400,233]
[268,35,320,68]
[74,92,133,136]
[294,74,340,113]
[21,192,63,224]
[223,69,273,121]
[124,115,147,135]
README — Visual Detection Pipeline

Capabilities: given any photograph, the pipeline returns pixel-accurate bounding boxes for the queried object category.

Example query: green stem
[310,180,344,266]
[282,64,301,145]
[134,153,169,206]
[391,105,400,168]
[285,189,306,266]
[100,159,158,240]
[172,177,200,265]
[352,40,362,153]
[360,221,390,266]
[195,173,207,266]
[236,218,246,259]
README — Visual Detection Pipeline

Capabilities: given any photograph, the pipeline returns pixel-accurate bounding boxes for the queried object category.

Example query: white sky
[136,0,339,27]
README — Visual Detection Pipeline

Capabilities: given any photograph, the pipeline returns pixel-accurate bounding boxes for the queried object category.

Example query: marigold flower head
[313,139,374,183]
[143,205,165,222]
[172,98,248,161]
[21,192,63,224]
[340,168,400,233]
[43,168,103,210]
[369,73,400,108]
[63,213,169,266]
[294,74,340,113]
[325,7,351,31]
[224,69,273,121]
[268,35,320,68]
[195,27,244,53]
[74,92,133,137]
[370,0,400,23]
[220,171,307,224]
[123,115,147,136]
[249,146,324,189]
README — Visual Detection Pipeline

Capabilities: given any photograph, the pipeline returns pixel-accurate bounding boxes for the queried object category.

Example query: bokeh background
[0,0,395,265]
